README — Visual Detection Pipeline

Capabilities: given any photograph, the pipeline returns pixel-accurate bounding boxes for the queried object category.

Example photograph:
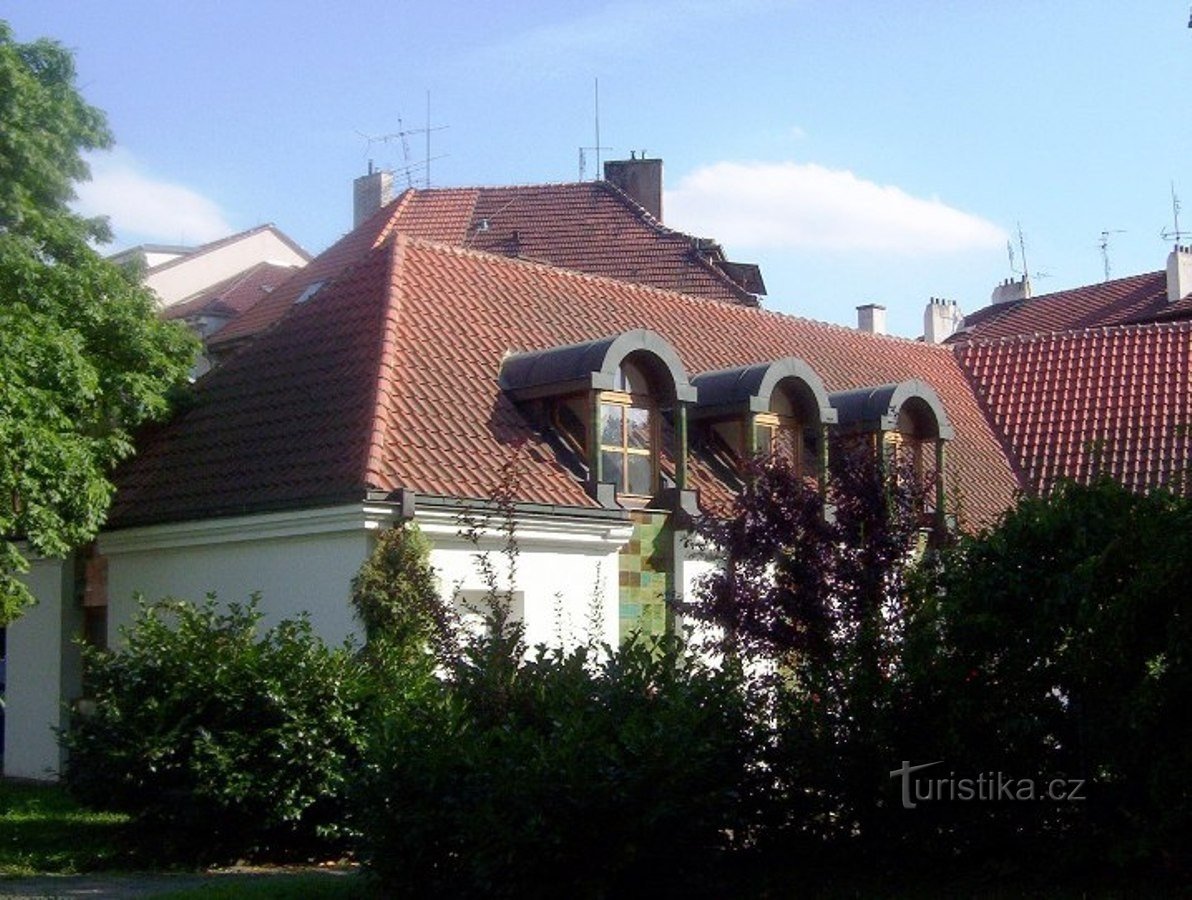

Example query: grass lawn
[0,777,131,875]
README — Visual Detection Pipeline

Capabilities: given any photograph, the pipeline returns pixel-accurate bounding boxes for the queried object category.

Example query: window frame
[599,388,658,498]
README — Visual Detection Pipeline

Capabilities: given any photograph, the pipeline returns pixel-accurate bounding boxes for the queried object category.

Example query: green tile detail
[617,511,674,641]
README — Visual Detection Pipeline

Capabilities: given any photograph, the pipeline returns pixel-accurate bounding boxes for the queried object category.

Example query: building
[5,211,1016,779]
[950,247,1192,496]
[110,224,310,309]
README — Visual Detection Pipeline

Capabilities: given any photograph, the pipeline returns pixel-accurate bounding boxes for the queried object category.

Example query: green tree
[0,21,198,621]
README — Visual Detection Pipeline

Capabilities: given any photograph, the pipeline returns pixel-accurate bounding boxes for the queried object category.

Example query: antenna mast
[1161,182,1191,244]
[1098,229,1126,282]
[358,103,449,189]
[577,77,612,180]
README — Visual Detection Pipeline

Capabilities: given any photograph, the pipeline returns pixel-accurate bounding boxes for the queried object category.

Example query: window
[599,360,656,496]
[600,394,654,495]
[753,412,814,477]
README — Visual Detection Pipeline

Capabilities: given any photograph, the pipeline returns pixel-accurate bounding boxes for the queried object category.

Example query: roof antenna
[1011,222,1050,284]
[1098,229,1126,282]
[577,77,612,180]
[357,103,449,189]
[1160,182,1191,244]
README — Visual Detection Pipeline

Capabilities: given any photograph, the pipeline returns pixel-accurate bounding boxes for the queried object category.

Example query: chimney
[604,154,663,221]
[990,275,1032,306]
[353,163,394,228]
[1166,245,1192,304]
[923,297,963,344]
[856,303,886,335]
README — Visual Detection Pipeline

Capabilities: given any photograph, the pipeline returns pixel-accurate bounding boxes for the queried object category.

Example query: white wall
[4,556,79,781]
[103,531,372,647]
[4,502,632,779]
[147,229,307,307]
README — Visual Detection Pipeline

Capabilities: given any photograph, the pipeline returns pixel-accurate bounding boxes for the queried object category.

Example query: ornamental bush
[354,632,761,898]
[60,597,369,863]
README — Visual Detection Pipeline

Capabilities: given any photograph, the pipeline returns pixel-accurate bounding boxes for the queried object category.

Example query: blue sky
[8,2,1192,336]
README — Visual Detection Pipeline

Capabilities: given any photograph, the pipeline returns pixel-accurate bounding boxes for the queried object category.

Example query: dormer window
[600,361,656,496]
[691,357,837,488]
[828,379,955,528]
[500,330,697,508]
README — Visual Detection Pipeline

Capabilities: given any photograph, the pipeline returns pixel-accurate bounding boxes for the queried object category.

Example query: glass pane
[627,453,653,495]
[600,403,624,447]
[601,450,624,490]
[626,405,651,449]
[754,423,775,454]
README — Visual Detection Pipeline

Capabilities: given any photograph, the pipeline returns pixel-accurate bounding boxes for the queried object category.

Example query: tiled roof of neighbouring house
[956,270,1192,343]
[955,321,1192,495]
[162,262,304,325]
[207,181,761,351]
[108,235,1018,532]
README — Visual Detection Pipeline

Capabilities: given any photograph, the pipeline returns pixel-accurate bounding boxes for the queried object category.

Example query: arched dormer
[500,330,696,507]
[828,378,954,525]
[691,357,837,483]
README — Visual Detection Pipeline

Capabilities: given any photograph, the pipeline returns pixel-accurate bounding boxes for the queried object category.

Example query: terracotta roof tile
[208,181,759,350]
[955,322,1192,495]
[111,236,1019,531]
[957,271,1192,343]
[161,262,304,323]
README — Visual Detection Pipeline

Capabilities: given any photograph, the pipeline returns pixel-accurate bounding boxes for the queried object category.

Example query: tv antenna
[578,77,612,180]
[1160,182,1191,244]
[357,97,448,189]
[1098,229,1126,282]
[1009,222,1050,282]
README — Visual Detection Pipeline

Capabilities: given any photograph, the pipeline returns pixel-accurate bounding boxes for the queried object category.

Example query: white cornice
[98,504,398,554]
[95,503,634,556]
[415,508,633,553]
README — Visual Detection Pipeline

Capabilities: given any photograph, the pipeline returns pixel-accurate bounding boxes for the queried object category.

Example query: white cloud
[666,160,1006,255]
[73,150,233,246]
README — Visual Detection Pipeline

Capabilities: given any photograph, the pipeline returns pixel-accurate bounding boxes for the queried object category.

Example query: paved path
[0,865,358,898]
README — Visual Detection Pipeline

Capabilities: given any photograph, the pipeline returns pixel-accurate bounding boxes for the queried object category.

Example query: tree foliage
[0,21,198,621]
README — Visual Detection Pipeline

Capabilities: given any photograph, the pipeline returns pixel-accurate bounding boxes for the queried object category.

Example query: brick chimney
[1166,245,1192,304]
[856,303,886,335]
[991,275,1032,306]
[923,297,963,344]
[353,163,394,228]
[604,154,663,221]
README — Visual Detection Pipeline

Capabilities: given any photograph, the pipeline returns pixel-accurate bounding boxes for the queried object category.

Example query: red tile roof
[955,322,1192,495]
[162,262,303,324]
[957,271,1192,343]
[109,236,1019,532]
[208,181,759,351]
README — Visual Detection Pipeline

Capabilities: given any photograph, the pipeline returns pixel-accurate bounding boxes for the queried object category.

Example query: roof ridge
[362,235,408,488]
[395,234,944,349]
[147,224,309,275]
[959,316,1192,350]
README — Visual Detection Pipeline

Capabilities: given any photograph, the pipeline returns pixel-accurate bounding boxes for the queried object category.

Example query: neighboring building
[208,158,763,357]
[111,224,310,309]
[6,226,1017,779]
[951,246,1192,496]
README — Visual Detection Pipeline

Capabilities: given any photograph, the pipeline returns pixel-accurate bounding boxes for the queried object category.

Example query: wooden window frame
[599,389,658,498]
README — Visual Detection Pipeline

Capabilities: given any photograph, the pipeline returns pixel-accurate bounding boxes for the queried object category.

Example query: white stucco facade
[4,501,633,780]
[146,228,308,308]
[5,554,80,780]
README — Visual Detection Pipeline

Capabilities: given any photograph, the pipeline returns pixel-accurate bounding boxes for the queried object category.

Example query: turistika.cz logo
[889,760,1087,810]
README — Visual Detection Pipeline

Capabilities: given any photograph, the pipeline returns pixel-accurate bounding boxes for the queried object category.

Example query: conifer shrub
[61,597,369,863]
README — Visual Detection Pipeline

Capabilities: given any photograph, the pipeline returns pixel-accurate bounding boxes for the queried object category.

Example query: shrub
[906,477,1192,871]
[355,632,760,898]
[61,596,369,863]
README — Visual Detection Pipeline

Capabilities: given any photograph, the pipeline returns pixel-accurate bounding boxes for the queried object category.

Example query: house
[950,247,1192,495]
[110,224,310,309]
[207,158,763,358]
[4,200,1018,779]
